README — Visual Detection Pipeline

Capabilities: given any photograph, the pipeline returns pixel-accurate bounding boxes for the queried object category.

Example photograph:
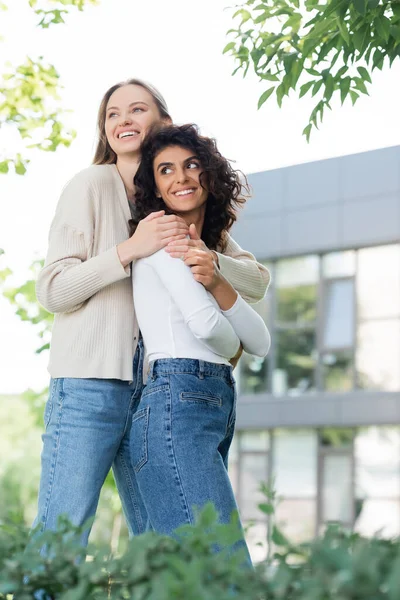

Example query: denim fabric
[130,358,251,563]
[33,339,149,545]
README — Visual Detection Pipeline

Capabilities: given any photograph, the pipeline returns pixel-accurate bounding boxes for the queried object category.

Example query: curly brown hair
[131,123,248,252]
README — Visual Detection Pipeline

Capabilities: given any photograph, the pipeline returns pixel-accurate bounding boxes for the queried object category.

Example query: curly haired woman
[129,123,271,563]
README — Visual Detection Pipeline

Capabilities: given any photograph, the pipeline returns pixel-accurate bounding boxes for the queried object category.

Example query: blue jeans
[130,358,251,562]
[33,340,149,545]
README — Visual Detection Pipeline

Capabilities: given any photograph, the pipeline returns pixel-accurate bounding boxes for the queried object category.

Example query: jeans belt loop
[148,360,155,381]
[198,360,205,380]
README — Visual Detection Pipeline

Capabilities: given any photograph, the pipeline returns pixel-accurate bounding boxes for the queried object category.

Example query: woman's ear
[155,189,162,198]
[161,116,173,126]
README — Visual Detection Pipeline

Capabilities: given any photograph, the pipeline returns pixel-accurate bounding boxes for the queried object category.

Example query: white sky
[1,0,400,394]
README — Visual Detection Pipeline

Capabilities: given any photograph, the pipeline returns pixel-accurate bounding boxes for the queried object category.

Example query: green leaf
[353,0,367,16]
[299,80,314,97]
[223,42,236,54]
[312,79,323,96]
[0,161,10,173]
[324,74,334,101]
[259,71,279,81]
[258,86,275,108]
[357,66,372,83]
[375,15,391,42]
[350,90,360,105]
[276,83,286,107]
[340,76,351,104]
[258,502,274,515]
[337,20,351,45]
[272,525,290,546]
[368,0,379,7]
[354,76,369,94]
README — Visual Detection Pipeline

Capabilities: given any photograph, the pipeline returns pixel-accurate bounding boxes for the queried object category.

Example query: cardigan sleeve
[215,233,270,304]
[36,173,130,314]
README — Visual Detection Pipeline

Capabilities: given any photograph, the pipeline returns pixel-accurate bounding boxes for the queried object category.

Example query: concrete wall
[233,145,400,260]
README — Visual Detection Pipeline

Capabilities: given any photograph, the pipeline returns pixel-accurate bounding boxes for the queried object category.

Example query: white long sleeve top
[132,248,271,366]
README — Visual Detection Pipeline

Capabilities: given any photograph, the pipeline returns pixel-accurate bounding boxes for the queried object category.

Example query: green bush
[2,502,400,599]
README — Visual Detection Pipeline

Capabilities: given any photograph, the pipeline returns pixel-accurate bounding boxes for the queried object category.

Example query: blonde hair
[93,78,171,165]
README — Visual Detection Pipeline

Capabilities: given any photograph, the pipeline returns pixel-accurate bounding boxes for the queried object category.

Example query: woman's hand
[229,343,243,369]
[166,223,221,290]
[117,211,189,266]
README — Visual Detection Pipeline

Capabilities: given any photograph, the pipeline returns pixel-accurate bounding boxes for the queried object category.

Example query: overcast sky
[1,0,399,393]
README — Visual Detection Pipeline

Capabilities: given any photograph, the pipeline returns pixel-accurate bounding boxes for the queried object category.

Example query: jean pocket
[180,391,222,408]
[131,407,150,473]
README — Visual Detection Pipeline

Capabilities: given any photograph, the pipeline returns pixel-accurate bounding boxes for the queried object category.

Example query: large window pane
[322,350,353,391]
[276,256,319,288]
[239,354,268,394]
[240,454,269,520]
[275,499,316,543]
[357,319,400,390]
[355,427,400,499]
[274,329,316,395]
[322,454,353,523]
[357,245,400,320]
[241,431,270,452]
[323,251,356,279]
[244,522,268,563]
[277,284,317,324]
[323,279,355,349]
[273,430,317,497]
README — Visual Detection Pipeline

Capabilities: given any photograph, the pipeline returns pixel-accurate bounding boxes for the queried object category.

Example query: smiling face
[153,145,209,220]
[105,84,163,159]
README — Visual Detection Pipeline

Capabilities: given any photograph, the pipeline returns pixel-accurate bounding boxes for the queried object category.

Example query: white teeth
[119,131,139,139]
[175,189,194,196]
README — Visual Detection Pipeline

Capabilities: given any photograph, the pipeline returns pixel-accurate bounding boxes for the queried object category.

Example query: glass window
[357,319,400,390]
[240,454,269,520]
[277,284,317,324]
[276,256,319,288]
[323,279,355,349]
[274,329,316,395]
[239,353,268,395]
[244,522,268,563]
[241,430,270,452]
[320,428,354,448]
[275,499,316,543]
[322,350,353,391]
[273,430,317,497]
[321,454,353,524]
[357,245,400,320]
[355,427,400,499]
[323,251,356,279]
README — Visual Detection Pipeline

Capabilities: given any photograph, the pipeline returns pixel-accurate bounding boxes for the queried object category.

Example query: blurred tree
[225,0,400,140]
[0,0,98,175]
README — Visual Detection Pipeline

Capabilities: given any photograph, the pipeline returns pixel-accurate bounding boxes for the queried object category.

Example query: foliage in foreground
[2,502,400,600]
[225,0,400,139]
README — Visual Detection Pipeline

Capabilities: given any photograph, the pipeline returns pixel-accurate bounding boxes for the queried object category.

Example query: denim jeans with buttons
[33,339,149,545]
[130,358,251,565]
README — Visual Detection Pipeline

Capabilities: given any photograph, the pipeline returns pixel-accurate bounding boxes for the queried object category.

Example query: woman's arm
[214,233,270,303]
[144,250,240,359]
[36,175,130,314]
[209,276,271,358]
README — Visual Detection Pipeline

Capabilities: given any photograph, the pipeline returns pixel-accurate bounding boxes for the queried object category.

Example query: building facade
[230,145,400,561]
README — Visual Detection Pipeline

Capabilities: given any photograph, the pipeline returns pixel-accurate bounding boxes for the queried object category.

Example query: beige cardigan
[36,165,270,380]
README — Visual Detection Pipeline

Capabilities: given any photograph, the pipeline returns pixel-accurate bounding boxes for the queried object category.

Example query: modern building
[230,145,400,560]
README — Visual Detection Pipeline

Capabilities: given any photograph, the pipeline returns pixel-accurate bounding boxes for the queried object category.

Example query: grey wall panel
[340,146,400,200]
[285,158,340,209]
[232,214,282,257]
[341,193,400,248]
[236,392,400,429]
[283,204,340,254]
[247,169,284,214]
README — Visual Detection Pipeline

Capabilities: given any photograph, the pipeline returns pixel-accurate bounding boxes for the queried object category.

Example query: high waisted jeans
[33,340,149,545]
[130,358,251,563]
